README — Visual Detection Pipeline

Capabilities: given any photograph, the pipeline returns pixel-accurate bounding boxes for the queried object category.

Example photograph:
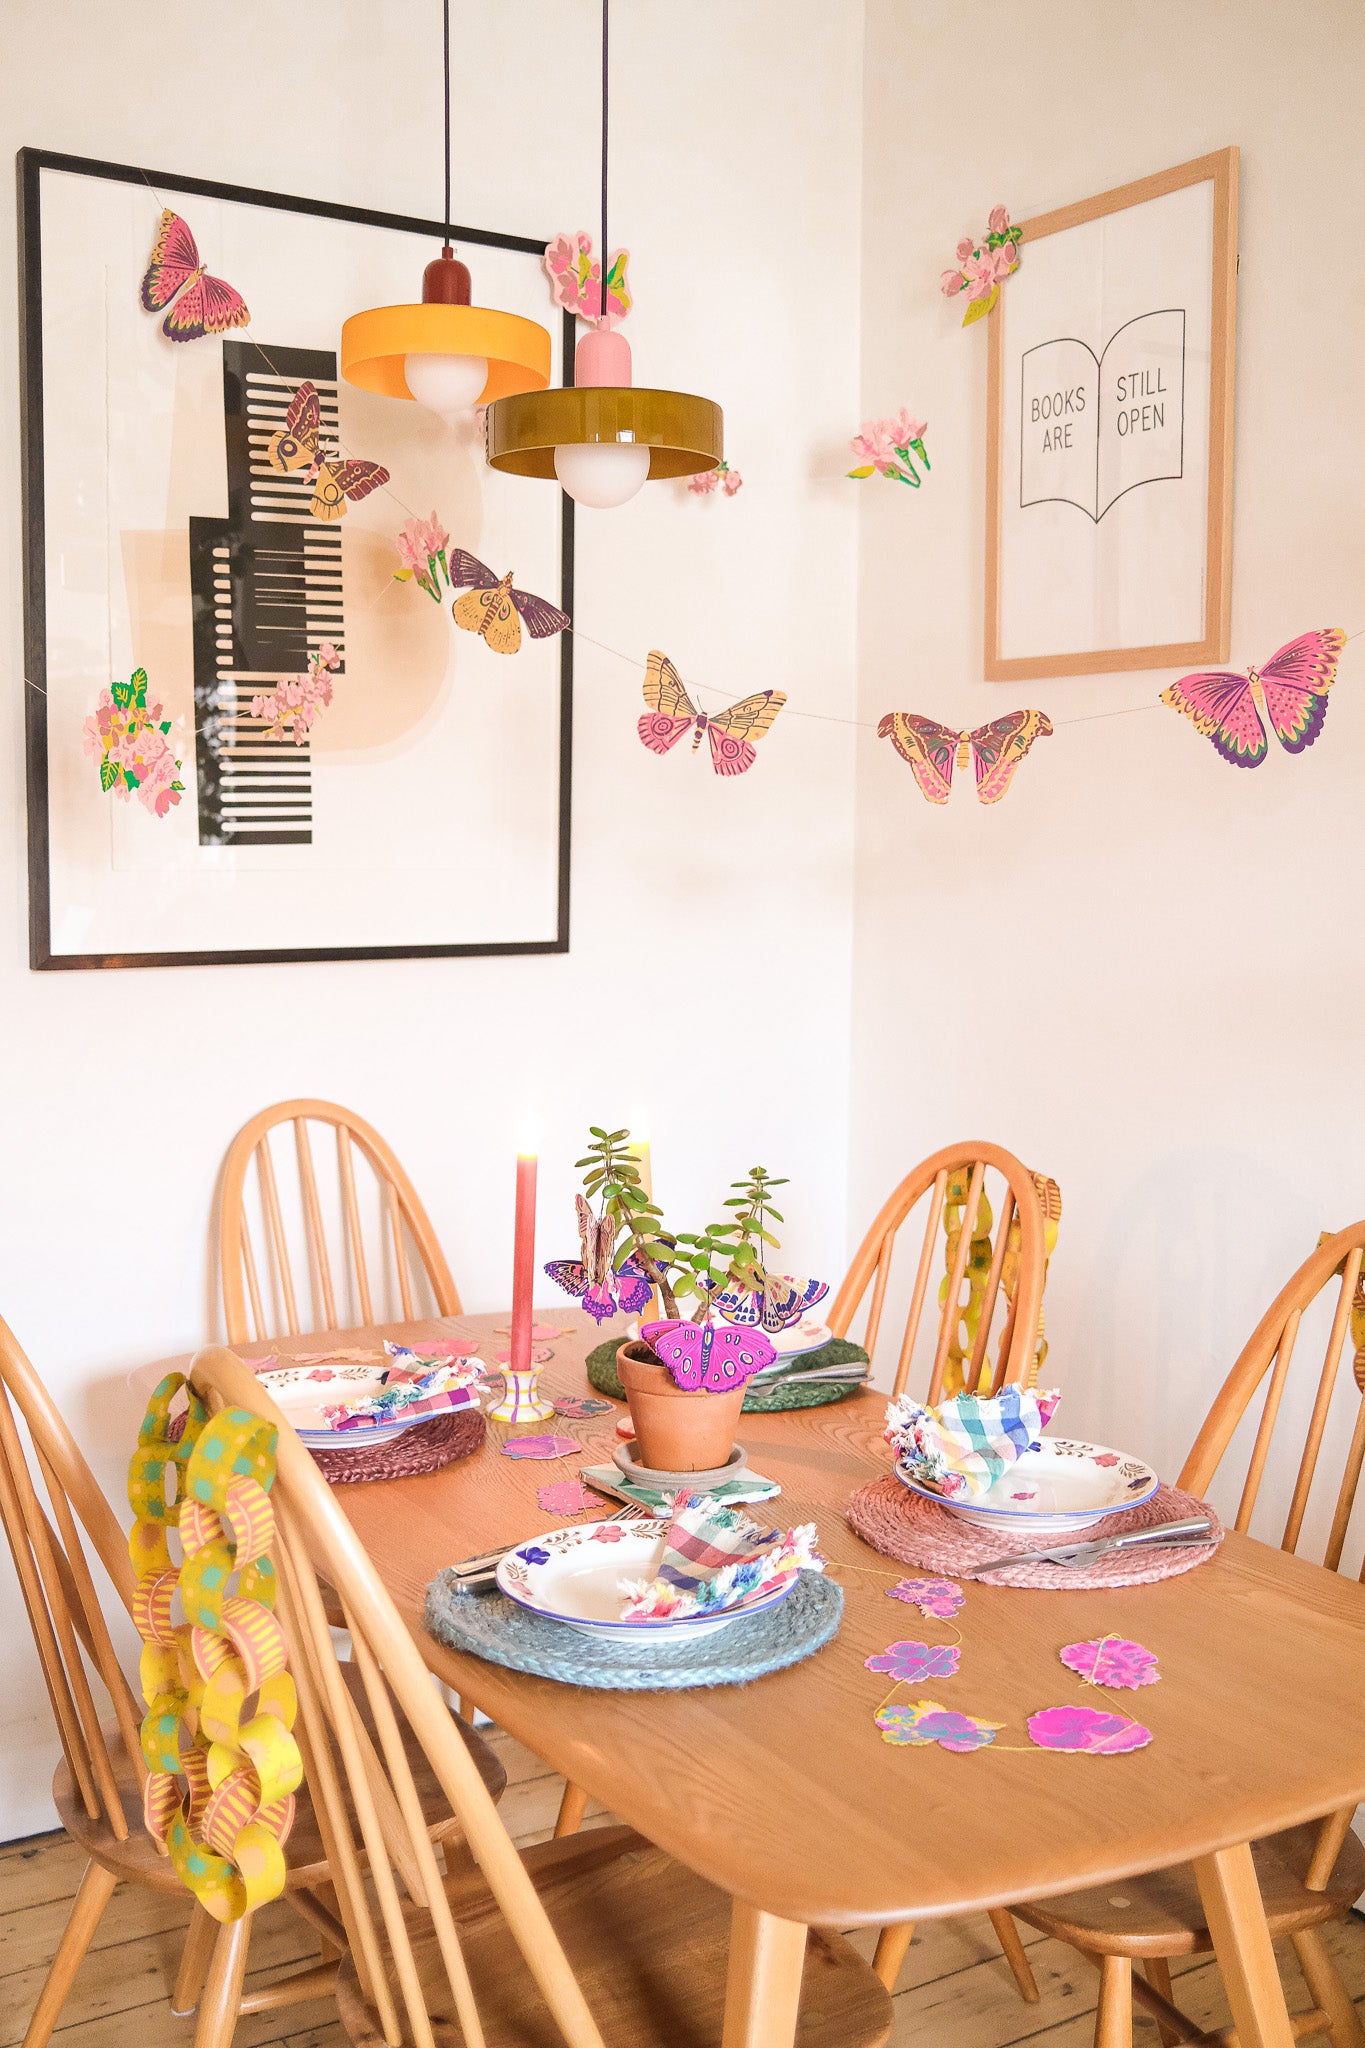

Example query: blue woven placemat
[423,1569,843,1691]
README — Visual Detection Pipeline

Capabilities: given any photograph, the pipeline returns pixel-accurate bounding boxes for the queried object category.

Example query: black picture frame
[18,146,575,971]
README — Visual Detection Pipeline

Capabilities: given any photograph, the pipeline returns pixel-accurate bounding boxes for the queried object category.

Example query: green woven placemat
[584,1337,870,1411]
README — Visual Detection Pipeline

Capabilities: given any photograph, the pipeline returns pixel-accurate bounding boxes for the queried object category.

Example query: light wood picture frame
[985,147,1238,682]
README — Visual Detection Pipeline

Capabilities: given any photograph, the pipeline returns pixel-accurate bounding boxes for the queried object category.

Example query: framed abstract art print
[19,148,574,969]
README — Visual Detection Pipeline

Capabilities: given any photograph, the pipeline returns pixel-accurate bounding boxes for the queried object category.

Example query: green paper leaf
[98,758,118,792]
[962,287,998,327]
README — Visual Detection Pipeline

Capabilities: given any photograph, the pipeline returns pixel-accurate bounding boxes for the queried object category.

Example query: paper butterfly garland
[266,381,390,522]
[848,411,930,488]
[544,231,631,329]
[641,1318,777,1393]
[687,461,744,497]
[887,1577,965,1619]
[545,1194,652,1324]
[140,209,249,342]
[393,513,453,601]
[1026,1706,1152,1754]
[1059,1637,1160,1690]
[940,205,1021,326]
[865,1640,961,1684]
[638,650,787,777]
[501,1434,580,1460]
[878,710,1053,805]
[714,1272,829,1334]
[448,550,571,656]
[250,642,340,745]
[876,1700,1002,1751]
[1160,629,1345,769]
[82,669,185,818]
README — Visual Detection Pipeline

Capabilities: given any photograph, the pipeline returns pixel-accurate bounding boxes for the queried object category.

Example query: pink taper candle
[509,1152,538,1374]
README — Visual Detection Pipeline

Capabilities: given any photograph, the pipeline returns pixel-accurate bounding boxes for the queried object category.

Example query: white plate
[895,1438,1160,1533]
[495,1520,800,1641]
[259,1362,480,1450]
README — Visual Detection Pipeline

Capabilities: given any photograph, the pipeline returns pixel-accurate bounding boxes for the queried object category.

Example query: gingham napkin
[885,1386,1060,1501]
[618,1494,824,1622]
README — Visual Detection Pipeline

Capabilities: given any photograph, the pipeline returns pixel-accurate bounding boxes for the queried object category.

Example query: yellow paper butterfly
[637,650,786,776]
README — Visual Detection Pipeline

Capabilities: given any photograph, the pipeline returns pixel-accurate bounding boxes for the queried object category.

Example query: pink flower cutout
[887,1577,964,1619]
[501,1434,580,1460]
[956,236,975,262]
[1027,1706,1152,1754]
[537,1479,597,1516]
[988,204,1011,236]
[1060,1638,1160,1690]
[865,1639,961,1684]
[940,268,966,298]
[876,1700,1002,1752]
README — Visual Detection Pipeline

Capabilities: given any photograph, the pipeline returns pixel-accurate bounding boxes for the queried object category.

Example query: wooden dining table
[157,1308,1365,2048]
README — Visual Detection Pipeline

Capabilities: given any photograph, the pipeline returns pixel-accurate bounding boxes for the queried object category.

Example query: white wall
[853,0,1365,1516]
[0,0,864,1836]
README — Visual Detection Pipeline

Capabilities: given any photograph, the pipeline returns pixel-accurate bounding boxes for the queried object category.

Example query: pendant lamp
[340,0,550,422]
[485,0,722,507]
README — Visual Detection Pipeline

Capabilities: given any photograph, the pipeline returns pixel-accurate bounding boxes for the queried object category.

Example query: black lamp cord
[600,0,610,318]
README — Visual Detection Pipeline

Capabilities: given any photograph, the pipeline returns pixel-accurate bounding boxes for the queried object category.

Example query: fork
[448,1502,644,1584]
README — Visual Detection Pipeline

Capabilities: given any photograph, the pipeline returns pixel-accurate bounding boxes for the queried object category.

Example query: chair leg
[1140,1957,1183,2047]
[1290,1927,1365,2048]
[171,1903,221,2017]
[1095,1954,1133,2048]
[193,1917,251,2048]
[989,1908,1041,2002]
[555,1780,589,1837]
[22,1859,118,2048]
[872,1922,914,1991]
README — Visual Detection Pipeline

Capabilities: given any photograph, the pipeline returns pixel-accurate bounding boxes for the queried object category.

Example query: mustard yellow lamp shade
[485,384,723,480]
[340,248,551,410]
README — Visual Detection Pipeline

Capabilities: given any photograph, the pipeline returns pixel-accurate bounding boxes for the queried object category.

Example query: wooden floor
[3,1732,1364,2047]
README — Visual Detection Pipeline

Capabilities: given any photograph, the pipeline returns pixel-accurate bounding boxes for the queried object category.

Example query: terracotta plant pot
[616,1341,746,1473]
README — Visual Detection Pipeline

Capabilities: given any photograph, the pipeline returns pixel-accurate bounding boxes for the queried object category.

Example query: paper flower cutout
[1060,1638,1160,1690]
[554,1397,615,1419]
[544,231,631,328]
[940,205,1022,325]
[865,1639,961,1683]
[251,643,340,746]
[848,411,930,488]
[83,668,186,818]
[1027,1706,1152,1754]
[876,1699,1002,1752]
[393,512,452,601]
[687,460,743,497]
[887,1577,965,1619]
[501,1434,580,1460]
[537,1479,598,1516]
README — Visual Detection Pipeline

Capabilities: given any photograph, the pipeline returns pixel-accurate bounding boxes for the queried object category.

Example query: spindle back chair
[183,1344,893,2048]
[828,1141,1054,1401]
[1015,1221,1365,2048]
[219,1099,461,1344]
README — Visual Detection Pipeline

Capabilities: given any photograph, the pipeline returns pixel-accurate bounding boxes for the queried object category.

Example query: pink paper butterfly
[641,1318,776,1393]
[714,1272,829,1333]
[1161,629,1345,768]
[545,1194,652,1324]
[140,209,249,343]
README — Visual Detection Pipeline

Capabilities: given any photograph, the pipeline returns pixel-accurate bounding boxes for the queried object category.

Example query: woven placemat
[310,1407,486,1486]
[846,1476,1223,1588]
[423,1568,843,1689]
[584,1337,870,1411]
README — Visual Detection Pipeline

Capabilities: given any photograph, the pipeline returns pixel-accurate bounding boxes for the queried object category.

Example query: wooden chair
[185,1343,895,2048]
[829,1142,1056,2000]
[1013,1222,1365,2048]
[0,1311,506,2048]
[220,1099,461,1344]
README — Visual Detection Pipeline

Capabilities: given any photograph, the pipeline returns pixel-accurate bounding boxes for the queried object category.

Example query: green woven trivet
[584,1337,870,1411]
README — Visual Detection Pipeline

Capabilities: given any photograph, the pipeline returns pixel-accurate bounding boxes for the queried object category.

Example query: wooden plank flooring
[3,1732,1363,2046]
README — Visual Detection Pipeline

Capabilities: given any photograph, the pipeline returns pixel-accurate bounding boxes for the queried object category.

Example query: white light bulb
[404,351,488,421]
[553,441,651,509]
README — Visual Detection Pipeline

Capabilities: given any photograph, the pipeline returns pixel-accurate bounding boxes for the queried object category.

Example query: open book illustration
[1019,308,1186,521]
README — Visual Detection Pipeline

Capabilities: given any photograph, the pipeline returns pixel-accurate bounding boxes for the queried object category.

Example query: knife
[972,1514,1214,1576]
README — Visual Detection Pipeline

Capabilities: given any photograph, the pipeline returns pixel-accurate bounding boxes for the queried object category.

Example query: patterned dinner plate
[258,1362,480,1450]
[895,1438,1160,1534]
[494,1521,800,1642]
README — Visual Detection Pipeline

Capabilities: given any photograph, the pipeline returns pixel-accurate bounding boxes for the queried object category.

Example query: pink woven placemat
[846,1476,1223,1588]
[309,1408,486,1486]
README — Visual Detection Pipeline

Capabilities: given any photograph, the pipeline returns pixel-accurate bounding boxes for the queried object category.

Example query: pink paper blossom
[963,252,1002,302]
[1059,1637,1160,1690]
[866,1639,961,1684]
[251,650,336,746]
[316,640,342,670]
[721,467,744,496]
[887,1577,964,1619]
[956,237,975,262]
[876,1700,1002,1752]
[395,520,427,574]
[1027,1705,1152,1754]
[940,268,966,297]
[83,677,185,818]
[687,470,720,495]
[988,204,1011,236]
[887,408,928,448]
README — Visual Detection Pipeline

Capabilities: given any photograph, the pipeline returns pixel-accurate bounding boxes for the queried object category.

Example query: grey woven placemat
[423,1569,843,1690]
[584,1337,870,1412]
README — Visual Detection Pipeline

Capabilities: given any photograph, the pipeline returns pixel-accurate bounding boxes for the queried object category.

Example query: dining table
[150,1307,1365,2048]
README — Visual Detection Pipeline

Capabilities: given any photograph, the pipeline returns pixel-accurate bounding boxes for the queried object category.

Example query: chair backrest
[828,1142,1054,1402]
[220,1099,462,1344]
[0,1313,144,1840]
[1179,1221,1365,1570]
[186,1343,608,2048]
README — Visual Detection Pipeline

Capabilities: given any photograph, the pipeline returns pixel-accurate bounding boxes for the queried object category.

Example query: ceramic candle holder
[488,1364,555,1424]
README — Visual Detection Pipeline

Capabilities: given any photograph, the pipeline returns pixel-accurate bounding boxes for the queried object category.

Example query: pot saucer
[611,1441,749,1491]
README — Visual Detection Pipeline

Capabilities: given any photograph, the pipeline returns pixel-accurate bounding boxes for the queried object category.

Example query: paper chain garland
[935,1169,1061,1397]
[128,1375,302,1922]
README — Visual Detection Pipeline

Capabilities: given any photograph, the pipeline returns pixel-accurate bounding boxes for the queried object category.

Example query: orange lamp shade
[340,303,552,406]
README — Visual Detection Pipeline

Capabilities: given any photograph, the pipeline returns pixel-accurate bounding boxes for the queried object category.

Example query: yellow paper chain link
[998,1173,1063,1390]
[128,1375,302,1922]
[939,1169,1063,1396]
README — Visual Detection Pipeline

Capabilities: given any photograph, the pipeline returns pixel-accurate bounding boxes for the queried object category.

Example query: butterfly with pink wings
[641,1318,777,1393]
[140,209,249,343]
[544,1195,652,1325]
[638,650,786,777]
[1161,629,1346,767]
[878,709,1052,804]
[714,1272,829,1334]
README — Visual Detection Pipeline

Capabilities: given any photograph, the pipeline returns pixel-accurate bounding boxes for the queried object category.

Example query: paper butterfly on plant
[638,650,786,777]
[940,205,1021,326]
[140,208,249,342]
[251,643,340,746]
[544,230,631,328]
[714,1272,829,1334]
[848,412,930,488]
[545,1194,652,1325]
[1160,629,1346,769]
[393,513,452,601]
[879,710,1053,804]
[641,1318,777,1393]
[266,381,391,521]
[83,669,186,818]
[687,461,743,497]
[447,550,570,657]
